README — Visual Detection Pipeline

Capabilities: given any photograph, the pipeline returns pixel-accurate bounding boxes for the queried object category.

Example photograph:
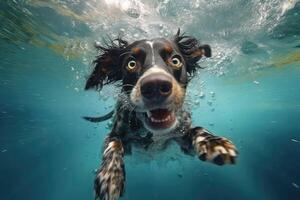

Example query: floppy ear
[85,39,128,90]
[191,44,211,58]
[174,29,211,74]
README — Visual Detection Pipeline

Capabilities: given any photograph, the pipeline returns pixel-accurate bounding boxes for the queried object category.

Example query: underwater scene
[1,0,300,199]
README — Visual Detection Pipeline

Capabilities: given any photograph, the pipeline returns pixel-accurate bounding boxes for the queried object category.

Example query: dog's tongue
[150,109,170,119]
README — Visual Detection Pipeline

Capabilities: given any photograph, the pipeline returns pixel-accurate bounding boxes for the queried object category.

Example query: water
[0,0,300,199]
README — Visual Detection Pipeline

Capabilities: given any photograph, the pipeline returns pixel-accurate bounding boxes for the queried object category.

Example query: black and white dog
[85,30,238,200]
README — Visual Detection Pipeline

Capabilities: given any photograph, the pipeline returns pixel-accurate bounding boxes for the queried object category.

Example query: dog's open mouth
[144,108,176,130]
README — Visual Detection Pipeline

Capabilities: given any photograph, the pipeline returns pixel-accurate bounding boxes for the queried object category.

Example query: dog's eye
[126,60,137,71]
[170,56,182,69]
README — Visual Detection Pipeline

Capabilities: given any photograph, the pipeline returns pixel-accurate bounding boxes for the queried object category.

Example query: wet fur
[85,30,238,200]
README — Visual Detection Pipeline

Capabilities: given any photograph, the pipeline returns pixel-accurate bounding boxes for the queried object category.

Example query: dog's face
[126,38,189,133]
[85,31,211,134]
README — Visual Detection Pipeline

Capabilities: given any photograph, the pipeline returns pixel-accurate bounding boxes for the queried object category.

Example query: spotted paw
[94,155,125,200]
[192,128,238,165]
[94,139,125,200]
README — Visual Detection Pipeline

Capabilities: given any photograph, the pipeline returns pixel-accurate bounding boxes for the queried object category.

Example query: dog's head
[85,30,211,134]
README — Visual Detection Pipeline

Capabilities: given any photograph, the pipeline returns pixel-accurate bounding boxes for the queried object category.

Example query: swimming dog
[85,30,238,200]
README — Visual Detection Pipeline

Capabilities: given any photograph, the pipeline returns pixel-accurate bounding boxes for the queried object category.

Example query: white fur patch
[214,145,228,154]
[103,141,114,155]
[228,149,237,156]
[129,66,172,110]
[146,41,155,65]
[195,136,206,143]
[141,66,169,78]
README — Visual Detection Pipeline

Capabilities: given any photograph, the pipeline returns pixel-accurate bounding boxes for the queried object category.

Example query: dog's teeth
[150,114,174,123]
[164,116,169,122]
[167,115,171,121]
[164,117,169,122]
[147,111,151,117]
[151,117,158,123]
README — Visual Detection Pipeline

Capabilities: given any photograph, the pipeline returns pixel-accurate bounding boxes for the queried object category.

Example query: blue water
[0,0,300,200]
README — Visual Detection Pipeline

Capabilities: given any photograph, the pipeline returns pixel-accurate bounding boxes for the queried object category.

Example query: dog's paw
[94,139,125,200]
[94,158,125,200]
[192,128,238,165]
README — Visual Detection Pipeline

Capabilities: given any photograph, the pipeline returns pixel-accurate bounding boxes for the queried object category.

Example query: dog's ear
[191,44,211,58]
[85,39,128,90]
[174,29,211,74]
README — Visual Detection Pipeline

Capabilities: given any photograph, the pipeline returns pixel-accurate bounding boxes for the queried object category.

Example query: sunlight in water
[104,0,132,10]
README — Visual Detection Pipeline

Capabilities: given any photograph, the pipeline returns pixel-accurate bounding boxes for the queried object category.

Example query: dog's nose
[140,74,172,102]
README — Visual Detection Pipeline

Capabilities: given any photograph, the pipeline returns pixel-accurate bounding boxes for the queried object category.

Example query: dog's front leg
[188,127,238,165]
[94,136,125,200]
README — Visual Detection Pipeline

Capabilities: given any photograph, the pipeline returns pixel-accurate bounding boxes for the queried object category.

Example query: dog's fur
[85,30,238,200]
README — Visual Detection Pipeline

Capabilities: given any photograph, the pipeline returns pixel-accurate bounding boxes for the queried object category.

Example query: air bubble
[125,8,140,18]
[95,41,101,47]
[1,149,7,153]
[199,92,205,99]
[107,121,113,128]
[291,139,300,143]
[292,182,299,189]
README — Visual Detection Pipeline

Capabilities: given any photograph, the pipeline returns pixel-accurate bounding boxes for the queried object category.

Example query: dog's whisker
[119,51,132,58]
[121,85,134,92]
[122,84,135,88]
[128,105,137,116]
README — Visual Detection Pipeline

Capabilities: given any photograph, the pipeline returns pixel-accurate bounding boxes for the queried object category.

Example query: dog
[85,30,238,200]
